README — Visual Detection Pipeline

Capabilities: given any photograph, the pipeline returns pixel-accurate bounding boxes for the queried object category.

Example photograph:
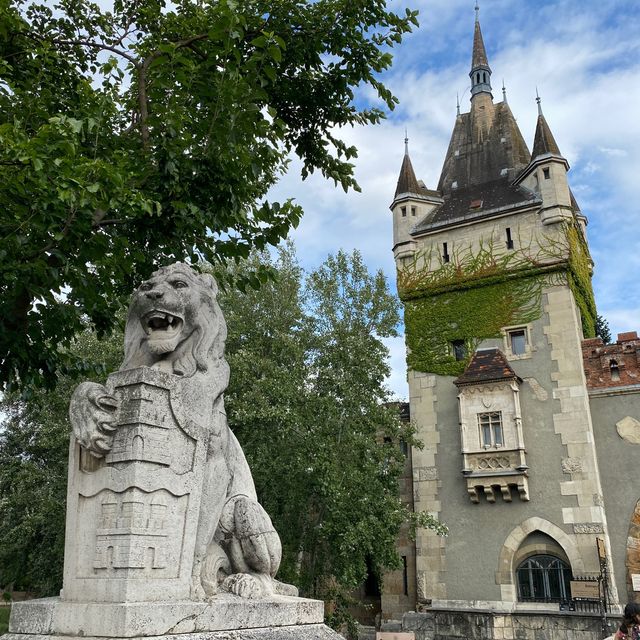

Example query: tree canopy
[0,0,418,391]
[0,246,445,625]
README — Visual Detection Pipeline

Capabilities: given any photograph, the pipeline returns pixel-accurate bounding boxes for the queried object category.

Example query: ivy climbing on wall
[398,222,596,377]
[565,223,597,339]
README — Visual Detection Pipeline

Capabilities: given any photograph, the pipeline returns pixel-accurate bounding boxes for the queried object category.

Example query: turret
[390,136,442,262]
[515,95,573,225]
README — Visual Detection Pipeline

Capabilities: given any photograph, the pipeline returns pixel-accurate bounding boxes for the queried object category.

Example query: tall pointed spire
[470,2,492,99]
[395,134,421,197]
[531,92,562,159]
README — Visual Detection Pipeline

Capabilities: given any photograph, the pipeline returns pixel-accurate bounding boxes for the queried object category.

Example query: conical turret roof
[531,112,562,158]
[394,151,421,197]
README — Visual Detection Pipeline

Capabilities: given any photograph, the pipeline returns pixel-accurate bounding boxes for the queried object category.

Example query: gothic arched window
[516,555,572,602]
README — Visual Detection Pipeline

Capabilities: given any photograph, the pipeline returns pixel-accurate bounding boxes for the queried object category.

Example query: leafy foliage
[221,247,445,616]
[0,246,446,620]
[0,0,418,391]
[595,314,612,344]
[0,329,123,594]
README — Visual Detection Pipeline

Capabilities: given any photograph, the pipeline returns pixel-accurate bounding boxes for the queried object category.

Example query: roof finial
[502,79,507,104]
[475,1,480,23]
[456,93,461,116]
[536,87,542,116]
[404,128,409,156]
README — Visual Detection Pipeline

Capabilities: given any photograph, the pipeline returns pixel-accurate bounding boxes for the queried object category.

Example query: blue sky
[269,0,640,399]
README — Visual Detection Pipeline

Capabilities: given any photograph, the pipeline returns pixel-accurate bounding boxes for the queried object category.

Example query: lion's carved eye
[171,280,188,289]
[139,282,152,292]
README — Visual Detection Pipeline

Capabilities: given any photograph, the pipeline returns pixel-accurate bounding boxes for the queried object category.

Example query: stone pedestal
[4,594,342,640]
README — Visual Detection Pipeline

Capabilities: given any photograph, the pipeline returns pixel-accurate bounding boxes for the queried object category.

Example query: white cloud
[266,1,640,396]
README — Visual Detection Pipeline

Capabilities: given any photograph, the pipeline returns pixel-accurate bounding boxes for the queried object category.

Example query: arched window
[516,555,572,602]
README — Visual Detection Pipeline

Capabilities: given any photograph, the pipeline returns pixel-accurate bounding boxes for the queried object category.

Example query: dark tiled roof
[454,349,519,386]
[406,99,535,232]
[393,154,441,201]
[569,189,581,213]
[395,153,421,197]
[531,114,562,158]
[437,102,531,193]
[472,19,490,70]
[412,178,539,233]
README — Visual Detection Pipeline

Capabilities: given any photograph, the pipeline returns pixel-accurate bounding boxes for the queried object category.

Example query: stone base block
[2,623,341,640]
[7,595,324,639]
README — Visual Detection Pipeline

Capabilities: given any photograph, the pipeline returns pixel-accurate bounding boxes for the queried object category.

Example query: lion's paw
[69,382,119,457]
[222,573,266,599]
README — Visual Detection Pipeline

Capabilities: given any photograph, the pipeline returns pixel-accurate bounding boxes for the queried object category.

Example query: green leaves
[0,328,123,594]
[220,246,443,620]
[0,0,417,393]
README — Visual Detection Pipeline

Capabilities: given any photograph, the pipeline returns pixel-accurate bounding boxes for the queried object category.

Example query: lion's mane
[120,263,227,379]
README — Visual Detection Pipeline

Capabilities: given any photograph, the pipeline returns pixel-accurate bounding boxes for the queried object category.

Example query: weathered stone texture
[8,596,323,638]
[2,623,341,640]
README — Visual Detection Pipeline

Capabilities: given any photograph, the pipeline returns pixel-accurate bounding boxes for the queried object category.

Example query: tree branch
[26,33,139,66]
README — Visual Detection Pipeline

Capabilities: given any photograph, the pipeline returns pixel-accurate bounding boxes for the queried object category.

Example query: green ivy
[399,222,596,376]
[566,224,597,338]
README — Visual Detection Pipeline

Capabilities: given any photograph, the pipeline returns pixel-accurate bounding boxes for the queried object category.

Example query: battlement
[582,331,640,390]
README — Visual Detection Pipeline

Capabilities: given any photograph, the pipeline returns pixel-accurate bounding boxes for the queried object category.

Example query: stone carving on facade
[414,466,439,481]
[561,457,584,474]
[523,377,548,401]
[616,416,640,444]
[573,523,604,534]
[67,263,297,602]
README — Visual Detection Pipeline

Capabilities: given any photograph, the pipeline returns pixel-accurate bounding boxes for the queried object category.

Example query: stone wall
[381,405,418,621]
[401,610,617,640]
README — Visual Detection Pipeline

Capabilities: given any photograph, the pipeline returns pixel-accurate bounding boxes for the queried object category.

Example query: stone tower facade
[383,6,640,624]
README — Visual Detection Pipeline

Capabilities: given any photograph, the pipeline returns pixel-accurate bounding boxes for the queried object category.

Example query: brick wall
[582,331,640,390]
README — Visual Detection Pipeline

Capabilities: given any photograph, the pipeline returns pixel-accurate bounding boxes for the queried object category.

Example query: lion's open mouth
[142,311,184,340]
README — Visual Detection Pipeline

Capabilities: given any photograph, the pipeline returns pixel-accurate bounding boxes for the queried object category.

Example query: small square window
[452,339,467,361]
[411,206,417,217]
[401,206,407,217]
[543,168,550,180]
[509,329,527,355]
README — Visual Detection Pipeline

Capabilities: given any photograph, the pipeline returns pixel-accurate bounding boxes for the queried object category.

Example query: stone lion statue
[69,263,296,600]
